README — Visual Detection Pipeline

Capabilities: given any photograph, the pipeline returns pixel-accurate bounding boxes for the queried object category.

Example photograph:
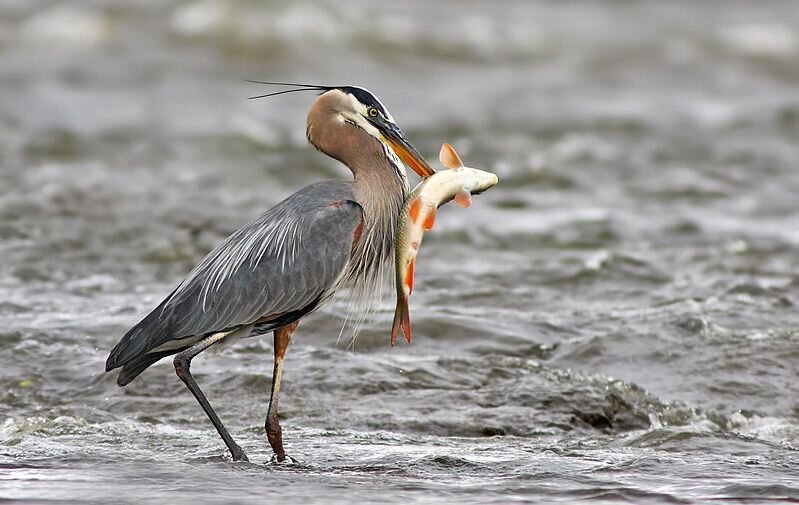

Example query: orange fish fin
[390,296,412,346]
[454,190,472,208]
[409,197,422,223]
[439,143,464,170]
[405,257,415,295]
[423,207,437,231]
[403,307,412,344]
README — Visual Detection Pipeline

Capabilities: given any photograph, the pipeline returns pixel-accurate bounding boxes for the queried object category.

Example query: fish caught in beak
[379,122,436,178]
[391,143,499,346]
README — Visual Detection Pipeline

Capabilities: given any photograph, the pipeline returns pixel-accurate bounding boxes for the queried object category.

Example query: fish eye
[368,107,378,117]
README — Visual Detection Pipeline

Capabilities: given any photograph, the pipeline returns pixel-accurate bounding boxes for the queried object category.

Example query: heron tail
[105,299,188,386]
[390,296,411,346]
[113,350,178,386]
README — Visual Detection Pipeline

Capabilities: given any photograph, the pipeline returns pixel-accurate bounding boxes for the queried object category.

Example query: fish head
[461,166,499,195]
[438,143,498,195]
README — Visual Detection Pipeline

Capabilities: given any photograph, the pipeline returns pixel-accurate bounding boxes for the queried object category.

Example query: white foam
[720,24,797,57]
[21,6,111,47]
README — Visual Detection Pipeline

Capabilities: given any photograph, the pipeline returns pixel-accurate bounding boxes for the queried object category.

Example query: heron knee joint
[173,355,190,379]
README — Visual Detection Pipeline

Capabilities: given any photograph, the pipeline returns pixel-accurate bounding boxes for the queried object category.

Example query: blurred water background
[1,1,798,503]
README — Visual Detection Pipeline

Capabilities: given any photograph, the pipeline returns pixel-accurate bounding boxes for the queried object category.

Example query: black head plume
[246,80,333,100]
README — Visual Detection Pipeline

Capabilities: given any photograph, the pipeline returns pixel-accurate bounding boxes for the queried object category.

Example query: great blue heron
[105,83,435,463]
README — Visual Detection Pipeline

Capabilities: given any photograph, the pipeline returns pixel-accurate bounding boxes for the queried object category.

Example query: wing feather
[106,181,363,378]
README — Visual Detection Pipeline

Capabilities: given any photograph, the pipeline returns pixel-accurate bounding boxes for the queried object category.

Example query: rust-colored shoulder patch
[350,212,365,257]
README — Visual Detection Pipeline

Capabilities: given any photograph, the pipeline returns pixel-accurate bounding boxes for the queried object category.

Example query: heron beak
[380,123,435,178]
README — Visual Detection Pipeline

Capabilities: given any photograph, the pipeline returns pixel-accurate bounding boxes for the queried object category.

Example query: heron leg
[174,333,249,462]
[265,321,298,463]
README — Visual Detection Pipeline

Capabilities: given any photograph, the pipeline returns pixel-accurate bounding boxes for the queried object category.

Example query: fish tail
[390,296,412,346]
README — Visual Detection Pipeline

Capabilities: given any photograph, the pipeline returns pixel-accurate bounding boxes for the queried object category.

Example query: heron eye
[368,107,378,117]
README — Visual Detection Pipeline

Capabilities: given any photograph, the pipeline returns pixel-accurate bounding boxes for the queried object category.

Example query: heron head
[248,81,435,180]
[319,86,435,179]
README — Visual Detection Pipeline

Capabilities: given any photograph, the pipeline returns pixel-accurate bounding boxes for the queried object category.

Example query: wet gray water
[1,1,798,503]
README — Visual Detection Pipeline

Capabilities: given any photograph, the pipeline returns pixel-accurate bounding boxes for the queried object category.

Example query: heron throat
[346,150,408,284]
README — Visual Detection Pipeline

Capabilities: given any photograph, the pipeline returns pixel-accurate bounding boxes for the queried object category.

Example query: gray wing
[106,181,362,382]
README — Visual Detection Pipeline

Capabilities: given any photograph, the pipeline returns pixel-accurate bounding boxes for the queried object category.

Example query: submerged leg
[174,333,248,462]
[265,321,299,463]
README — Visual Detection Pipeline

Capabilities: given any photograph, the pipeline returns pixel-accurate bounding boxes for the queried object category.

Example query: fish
[391,143,499,346]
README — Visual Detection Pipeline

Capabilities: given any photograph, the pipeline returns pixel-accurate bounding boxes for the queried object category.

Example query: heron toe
[269,454,300,465]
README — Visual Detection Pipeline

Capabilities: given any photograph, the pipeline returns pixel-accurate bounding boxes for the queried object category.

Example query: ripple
[3,0,799,502]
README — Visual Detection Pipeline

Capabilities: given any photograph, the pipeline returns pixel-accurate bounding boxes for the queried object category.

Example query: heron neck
[307,98,408,258]
[352,154,408,245]
[342,129,409,227]
[343,152,408,291]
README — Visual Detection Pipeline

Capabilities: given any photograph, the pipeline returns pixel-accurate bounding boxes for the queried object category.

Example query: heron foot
[230,445,249,463]
[269,454,300,465]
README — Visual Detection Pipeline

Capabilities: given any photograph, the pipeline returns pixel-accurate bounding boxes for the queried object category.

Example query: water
[1,0,798,503]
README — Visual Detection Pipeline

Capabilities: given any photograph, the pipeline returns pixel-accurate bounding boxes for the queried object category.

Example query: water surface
[1,1,798,503]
